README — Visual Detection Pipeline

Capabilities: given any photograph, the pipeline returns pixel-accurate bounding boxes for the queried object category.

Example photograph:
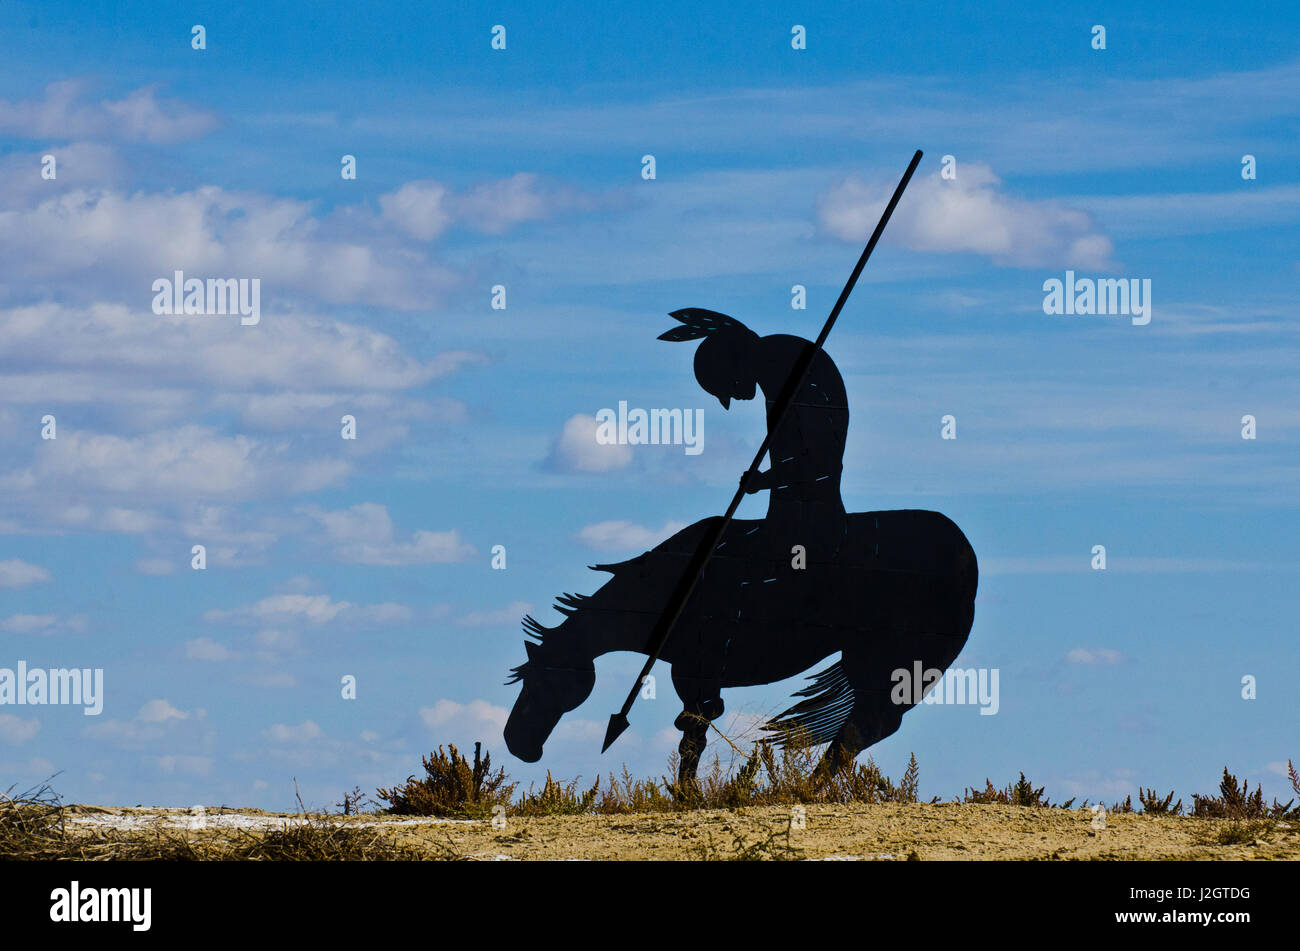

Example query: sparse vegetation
[514,772,601,816]
[335,785,375,816]
[1139,787,1183,815]
[376,742,516,818]
[694,823,804,861]
[0,779,428,861]
[6,747,1298,860]
[1207,819,1276,846]
[1190,767,1295,820]
[961,772,1065,808]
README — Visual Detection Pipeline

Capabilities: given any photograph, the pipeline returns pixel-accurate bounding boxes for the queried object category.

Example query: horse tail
[762,659,855,747]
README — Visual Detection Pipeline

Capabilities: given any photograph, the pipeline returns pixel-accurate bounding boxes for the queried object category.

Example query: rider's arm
[740,468,773,494]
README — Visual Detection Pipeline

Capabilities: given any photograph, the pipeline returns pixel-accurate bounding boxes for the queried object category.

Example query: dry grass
[1190,767,1296,820]
[376,742,515,819]
[6,749,1298,861]
[0,778,431,861]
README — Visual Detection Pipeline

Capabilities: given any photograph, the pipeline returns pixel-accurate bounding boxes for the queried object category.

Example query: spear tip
[601,713,630,753]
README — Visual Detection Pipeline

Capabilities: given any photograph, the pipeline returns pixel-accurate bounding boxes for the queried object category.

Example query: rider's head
[658,309,759,410]
[693,329,757,410]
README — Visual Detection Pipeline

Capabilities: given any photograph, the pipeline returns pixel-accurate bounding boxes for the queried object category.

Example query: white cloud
[576,519,687,552]
[0,81,218,143]
[0,559,51,589]
[241,671,298,688]
[452,172,571,234]
[1066,648,1125,666]
[0,142,124,205]
[378,180,453,241]
[0,714,40,744]
[207,593,351,625]
[134,558,175,576]
[0,302,470,398]
[0,615,57,634]
[153,755,213,776]
[419,698,510,736]
[0,186,458,310]
[204,592,412,627]
[380,172,594,240]
[263,720,322,743]
[0,173,595,312]
[544,414,633,473]
[458,601,533,628]
[100,507,164,534]
[184,638,236,662]
[360,602,414,623]
[84,698,193,747]
[818,164,1113,269]
[137,699,189,723]
[3,425,349,500]
[254,628,299,650]
[303,502,477,565]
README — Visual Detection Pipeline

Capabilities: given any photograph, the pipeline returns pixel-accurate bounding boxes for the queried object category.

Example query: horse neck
[541,613,647,665]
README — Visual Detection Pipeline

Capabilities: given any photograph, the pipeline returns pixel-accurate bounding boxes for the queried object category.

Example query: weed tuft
[376,742,516,818]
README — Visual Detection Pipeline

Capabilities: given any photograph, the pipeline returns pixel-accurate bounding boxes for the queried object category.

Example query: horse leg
[671,673,724,792]
[811,685,904,784]
[814,702,903,781]
[815,719,866,781]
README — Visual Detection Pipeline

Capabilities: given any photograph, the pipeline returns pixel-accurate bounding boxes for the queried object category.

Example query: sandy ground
[61,802,1300,860]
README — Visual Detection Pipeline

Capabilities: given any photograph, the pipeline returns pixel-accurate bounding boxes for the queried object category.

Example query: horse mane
[762,659,855,747]
[504,593,591,684]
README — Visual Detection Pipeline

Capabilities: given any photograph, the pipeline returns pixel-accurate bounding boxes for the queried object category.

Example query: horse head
[504,635,594,763]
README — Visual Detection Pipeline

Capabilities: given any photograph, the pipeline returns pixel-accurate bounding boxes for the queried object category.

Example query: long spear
[601,149,924,753]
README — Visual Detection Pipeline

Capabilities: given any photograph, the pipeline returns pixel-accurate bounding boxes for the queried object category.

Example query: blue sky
[0,1,1296,812]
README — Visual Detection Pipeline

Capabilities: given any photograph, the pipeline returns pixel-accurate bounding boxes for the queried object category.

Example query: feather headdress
[657,308,752,342]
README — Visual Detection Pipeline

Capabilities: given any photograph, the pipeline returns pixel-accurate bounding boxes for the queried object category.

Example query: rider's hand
[740,469,764,494]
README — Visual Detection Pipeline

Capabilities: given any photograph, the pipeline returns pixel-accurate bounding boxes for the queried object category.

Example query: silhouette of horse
[504,508,977,783]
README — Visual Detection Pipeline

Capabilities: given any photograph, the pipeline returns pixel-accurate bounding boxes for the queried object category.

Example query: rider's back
[755,334,850,526]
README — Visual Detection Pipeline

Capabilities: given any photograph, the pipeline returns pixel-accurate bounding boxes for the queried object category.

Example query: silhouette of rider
[660,309,849,557]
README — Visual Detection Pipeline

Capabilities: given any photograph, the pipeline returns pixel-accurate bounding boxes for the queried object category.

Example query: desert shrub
[593,766,672,814]
[335,786,375,815]
[714,747,764,809]
[830,753,914,804]
[897,753,921,803]
[376,742,516,818]
[1139,787,1182,815]
[514,772,600,816]
[754,737,824,804]
[1191,767,1293,819]
[1207,818,1275,846]
[961,772,1059,807]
